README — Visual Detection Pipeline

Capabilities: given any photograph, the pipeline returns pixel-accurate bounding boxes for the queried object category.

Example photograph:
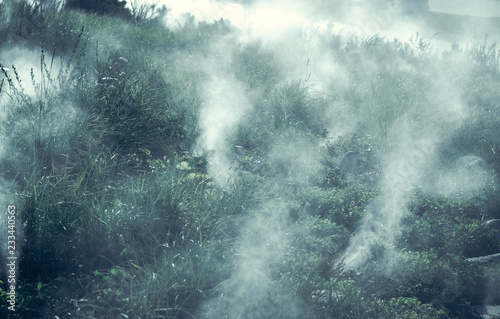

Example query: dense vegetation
[0,1,500,318]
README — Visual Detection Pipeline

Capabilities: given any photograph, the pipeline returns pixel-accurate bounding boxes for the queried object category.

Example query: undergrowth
[0,1,500,318]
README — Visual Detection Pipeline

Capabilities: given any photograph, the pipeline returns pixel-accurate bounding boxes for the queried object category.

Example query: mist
[133,0,500,47]
[2,0,500,317]
[127,0,500,315]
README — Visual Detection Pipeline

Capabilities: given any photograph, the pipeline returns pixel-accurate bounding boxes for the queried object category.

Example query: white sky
[0,1,498,18]
[132,0,500,20]
[126,0,500,45]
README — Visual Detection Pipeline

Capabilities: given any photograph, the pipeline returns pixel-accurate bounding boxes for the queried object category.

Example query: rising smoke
[145,0,500,316]
[2,0,499,316]
[196,75,253,186]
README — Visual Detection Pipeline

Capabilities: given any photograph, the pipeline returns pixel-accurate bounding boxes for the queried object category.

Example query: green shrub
[231,41,281,94]
[93,54,188,159]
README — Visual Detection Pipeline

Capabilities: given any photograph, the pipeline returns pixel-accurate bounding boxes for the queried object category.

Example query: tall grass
[0,1,500,318]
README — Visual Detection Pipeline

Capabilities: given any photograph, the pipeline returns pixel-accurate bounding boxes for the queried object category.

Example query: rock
[117,56,129,65]
[467,253,500,265]
[466,220,500,264]
[483,219,500,229]
[338,151,363,174]
[483,219,500,240]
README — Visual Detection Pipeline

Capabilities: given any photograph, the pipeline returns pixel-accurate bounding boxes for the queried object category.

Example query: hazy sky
[130,0,500,18]
[0,0,499,17]
[123,0,499,50]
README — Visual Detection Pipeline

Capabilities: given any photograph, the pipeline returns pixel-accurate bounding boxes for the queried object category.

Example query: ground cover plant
[1,0,500,318]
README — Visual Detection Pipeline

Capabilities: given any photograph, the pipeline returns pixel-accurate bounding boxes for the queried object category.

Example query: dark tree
[65,0,132,19]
